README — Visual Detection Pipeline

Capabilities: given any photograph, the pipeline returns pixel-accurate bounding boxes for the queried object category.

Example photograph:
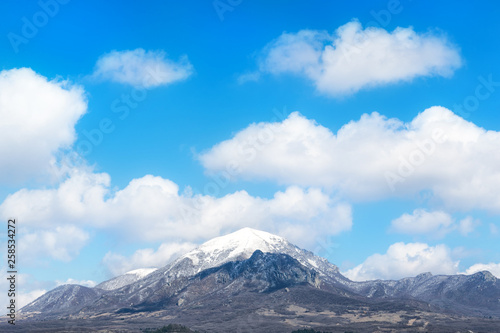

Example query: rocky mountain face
[17,228,500,332]
[86,250,323,314]
[351,270,500,317]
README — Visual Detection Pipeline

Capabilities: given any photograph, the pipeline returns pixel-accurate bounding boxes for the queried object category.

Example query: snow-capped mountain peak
[145,227,342,283]
[184,227,289,265]
[98,228,341,296]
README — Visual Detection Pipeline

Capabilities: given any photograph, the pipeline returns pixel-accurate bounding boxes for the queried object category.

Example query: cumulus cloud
[390,209,478,238]
[0,68,87,184]
[103,242,196,277]
[92,48,193,88]
[465,263,500,278]
[0,170,352,251]
[56,278,97,288]
[343,242,459,281]
[20,225,90,262]
[390,209,453,236]
[199,107,500,212]
[457,216,481,236]
[18,289,47,309]
[250,20,462,96]
[391,209,480,238]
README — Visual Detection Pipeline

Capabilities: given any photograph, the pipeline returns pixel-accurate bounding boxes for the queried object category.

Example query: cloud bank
[200,107,500,212]
[0,170,352,256]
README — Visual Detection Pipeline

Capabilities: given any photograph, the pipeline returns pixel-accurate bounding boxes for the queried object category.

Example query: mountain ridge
[16,227,500,332]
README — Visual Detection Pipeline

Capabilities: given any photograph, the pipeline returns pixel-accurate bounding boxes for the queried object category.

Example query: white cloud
[251,20,462,96]
[490,223,499,235]
[18,289,47,309]
[103,242,196,277]
[390,209,453,237]
[390,209,479,238]
[56,278,96,288]
[465,263,500,278]
[92,48,193,88]
[237,71,261,84]
[0,170,352,253]
[457,216,480,236]
[0,68,87,184]
[343,242,459,281]
[20,225,89,262]
[199,107,500,212]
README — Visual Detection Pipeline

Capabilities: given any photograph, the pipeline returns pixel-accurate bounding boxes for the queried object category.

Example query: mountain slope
[20,284,103,315]
[96,268,158,291]
[351,271,500,317]
[85,250,325,314]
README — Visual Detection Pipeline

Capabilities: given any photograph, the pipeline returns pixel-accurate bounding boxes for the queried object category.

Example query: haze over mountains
[11,228,500,332]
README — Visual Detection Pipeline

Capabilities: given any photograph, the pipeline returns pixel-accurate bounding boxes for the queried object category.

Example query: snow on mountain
[18,227,500,321]
[23,227,342,314]
[19,284,103,314]
[96,268,158,291]
[182,228,292,271]
[129,227,342,294]
[126,268,158,279]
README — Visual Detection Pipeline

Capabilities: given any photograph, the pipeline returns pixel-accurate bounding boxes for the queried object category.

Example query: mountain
[15,228,500,332]
[83,250,325,314]
[20,284,104,315]
[145,227,343,281]
[96,268,158,291]
[350,270,500,317]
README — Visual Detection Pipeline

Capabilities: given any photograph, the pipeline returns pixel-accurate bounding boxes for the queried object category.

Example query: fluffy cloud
[391,209,453,236]
[251,20,461,96]
[390,209,478,238]
[0,68,87,184]
[200,107,500,212]
[92,48,193,88]
[344,242,459,281]
[103,242,196,277]
[18,289,47,309]
[465,263,500,278]
[20,226,90,262]
[0,170,352,250]
[457,216,481,236]
[56,278,97,288]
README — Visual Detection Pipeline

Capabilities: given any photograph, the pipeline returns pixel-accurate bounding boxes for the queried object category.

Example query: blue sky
[1,0,500,307]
